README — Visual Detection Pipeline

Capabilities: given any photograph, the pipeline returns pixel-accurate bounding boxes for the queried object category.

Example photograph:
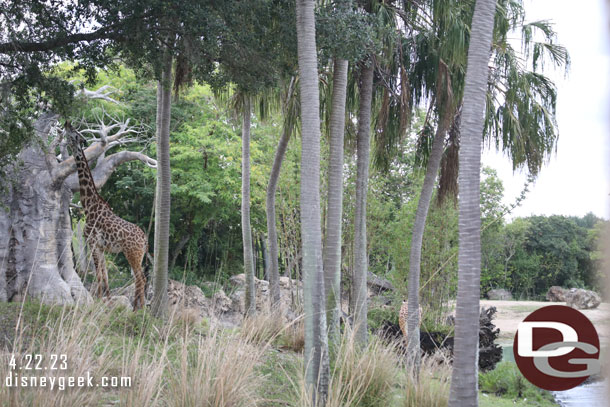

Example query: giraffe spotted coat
[67,125,148,310]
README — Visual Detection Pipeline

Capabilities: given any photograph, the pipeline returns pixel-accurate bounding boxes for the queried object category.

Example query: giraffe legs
[125,250,146,311]
[91,247,110,298]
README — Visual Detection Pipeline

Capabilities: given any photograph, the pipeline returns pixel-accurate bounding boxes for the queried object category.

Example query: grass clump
[291,329,401,407]
[479,361,556,406]
[241,310,286,346]
[165,329,266,406]
[403,353,451,407]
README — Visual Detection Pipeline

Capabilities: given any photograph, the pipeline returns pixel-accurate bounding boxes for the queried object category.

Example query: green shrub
[479,361,555,406]
[368,306,398,331]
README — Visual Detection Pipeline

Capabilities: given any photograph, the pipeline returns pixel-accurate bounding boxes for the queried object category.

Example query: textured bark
[168,232,191,272]
[323,58,348,342]
[151,53,172,318]
[266,79,296,310]
[296,0,330,403]
[406,106,454,367]
[0,113,155,305]
[353,63,374,345]
[448,0,496,405]
[242,98,256,316]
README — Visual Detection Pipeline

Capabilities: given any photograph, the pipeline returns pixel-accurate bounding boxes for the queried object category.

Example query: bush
[368,306,398,332]
[479,361,555,405]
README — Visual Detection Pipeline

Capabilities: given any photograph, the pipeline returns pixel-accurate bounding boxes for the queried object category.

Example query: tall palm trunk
[448,0,496,405]
[151,51,172,318]
[323,58,348,342]
[242,98,256,316]
[296,0,330,403]
[406,105,454,365]
[266,78,296,309]
[353,62,373,345]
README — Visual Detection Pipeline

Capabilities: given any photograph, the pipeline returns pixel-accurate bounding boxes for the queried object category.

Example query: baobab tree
[0,89,156,304]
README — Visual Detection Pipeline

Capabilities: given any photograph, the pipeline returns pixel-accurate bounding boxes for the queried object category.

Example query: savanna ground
[0,298,562,407]
[479,300,610,345]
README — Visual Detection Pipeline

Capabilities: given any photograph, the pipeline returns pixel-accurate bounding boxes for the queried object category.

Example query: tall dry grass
[402,352,451,407]
[166,329,266,406]
[0,300,268,407]
[290,328,401,407]
[0,303,124,406]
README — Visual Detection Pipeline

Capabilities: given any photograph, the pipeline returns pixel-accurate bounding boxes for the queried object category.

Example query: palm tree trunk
[242,98,256,317]
[151,51,172,318]
[151,50,173,317]
[296,0,330,403]
[353,62,374,345]
[266,78,296,310]
[406,105,454,365]
[449,0,497,405]
[323,58,348,342]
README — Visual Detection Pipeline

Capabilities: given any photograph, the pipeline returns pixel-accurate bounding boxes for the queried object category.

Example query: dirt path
[480,300,610,345]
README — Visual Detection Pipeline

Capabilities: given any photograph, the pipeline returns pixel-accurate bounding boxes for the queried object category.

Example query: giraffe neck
[69,137,105,215]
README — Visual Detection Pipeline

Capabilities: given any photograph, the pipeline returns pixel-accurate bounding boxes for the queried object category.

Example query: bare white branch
[74,85,122,105]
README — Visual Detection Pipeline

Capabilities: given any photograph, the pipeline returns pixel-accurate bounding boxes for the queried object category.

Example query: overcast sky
[481,0,610,220]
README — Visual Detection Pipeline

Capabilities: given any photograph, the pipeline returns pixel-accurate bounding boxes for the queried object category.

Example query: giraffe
[65,123,148,310]
[398,299,423,341]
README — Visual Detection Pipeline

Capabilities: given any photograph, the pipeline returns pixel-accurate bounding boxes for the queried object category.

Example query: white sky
[481,0,610,220]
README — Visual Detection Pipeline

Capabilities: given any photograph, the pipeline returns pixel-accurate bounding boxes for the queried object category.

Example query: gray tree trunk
[323,58,348,342]
[266,78,296,310]
[151,53,173,318]
[448,0,496,405]
[242,98,256,316]
[0,113,155,305]
[406,106,454,367]
[296,0,330,403]
[353,63,374,345]
[168,232,191,272]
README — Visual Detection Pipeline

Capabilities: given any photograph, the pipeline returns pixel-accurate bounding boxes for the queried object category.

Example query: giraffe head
[65,121,88,152]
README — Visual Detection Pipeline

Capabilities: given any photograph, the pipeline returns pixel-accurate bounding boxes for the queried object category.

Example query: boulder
[367,272,394,295]
[212,289,232,313]
[106,295,132,309]
[486,289,513,300]
[546,286,567,302]
[565,288,601,310]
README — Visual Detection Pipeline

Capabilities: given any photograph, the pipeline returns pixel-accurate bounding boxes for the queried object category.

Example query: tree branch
[0,26,120,54]
[65,150,157,192]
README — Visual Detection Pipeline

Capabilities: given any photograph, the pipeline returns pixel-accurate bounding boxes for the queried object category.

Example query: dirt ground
[480,300,610,345]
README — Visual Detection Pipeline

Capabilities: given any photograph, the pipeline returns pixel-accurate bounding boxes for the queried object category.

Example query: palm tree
[266,77,298,309]
[151,50,172,318]
[242,97,256,316]
[353,62,374,345]
[323,58,348,342]
[296,0,330,402]
[405,0,569,365]
[448,0,497,405]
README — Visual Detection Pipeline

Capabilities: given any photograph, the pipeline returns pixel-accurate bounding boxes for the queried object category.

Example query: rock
[229,274,246,287]
[565,288,601,310]
[212,289,232,313]
[167,280,209,312]
[546,286,567,302]
[106,295,132,309]
[367,272,394,295]
[486,288,513,300]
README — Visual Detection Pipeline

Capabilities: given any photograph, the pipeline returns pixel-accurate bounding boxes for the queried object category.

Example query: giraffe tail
[144,252,153,295]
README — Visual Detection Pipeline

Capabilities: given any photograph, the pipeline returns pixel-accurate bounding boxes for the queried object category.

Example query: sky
[481,0,610,220]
